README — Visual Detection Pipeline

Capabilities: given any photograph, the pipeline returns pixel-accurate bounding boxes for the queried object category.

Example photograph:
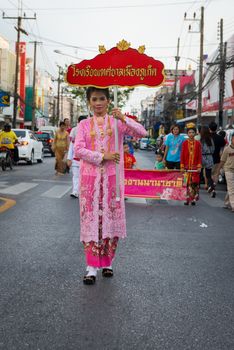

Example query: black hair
[209,121,217,132]
[156,150,164,157]
[4,124,11,132]
[200,125,213,146]
[86,87,110,101]
[59,121,65,127]
[63,118,69,122]
[78,115,87,123]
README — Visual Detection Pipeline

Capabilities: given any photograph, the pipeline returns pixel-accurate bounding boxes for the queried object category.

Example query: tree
[69,86,134,113]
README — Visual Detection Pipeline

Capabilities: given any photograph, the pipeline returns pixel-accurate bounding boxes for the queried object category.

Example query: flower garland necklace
[90,114,112,152]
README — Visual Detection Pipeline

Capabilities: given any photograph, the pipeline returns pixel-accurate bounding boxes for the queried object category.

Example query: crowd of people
[154,121,234,210]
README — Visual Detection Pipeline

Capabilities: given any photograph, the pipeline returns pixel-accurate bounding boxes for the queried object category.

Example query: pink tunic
[74,115,147,242]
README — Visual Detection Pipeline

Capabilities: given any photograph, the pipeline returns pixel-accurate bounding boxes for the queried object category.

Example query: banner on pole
[66,39,165,88]
[124,169,187,201]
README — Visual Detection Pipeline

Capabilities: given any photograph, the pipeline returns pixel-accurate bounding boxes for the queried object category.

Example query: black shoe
[191,200,196,206]
[207,186,213,193]
[211,191,216,198]
[184,201,189,206]
[102,268,114,277]
[83,275,96,285]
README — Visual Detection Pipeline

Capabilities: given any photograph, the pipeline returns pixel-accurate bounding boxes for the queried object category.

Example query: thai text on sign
[66,40,165,88]
[70,65,158,81]
[124,169,187,201]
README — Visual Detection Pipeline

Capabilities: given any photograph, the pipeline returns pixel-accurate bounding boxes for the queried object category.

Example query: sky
[1,0,234,111]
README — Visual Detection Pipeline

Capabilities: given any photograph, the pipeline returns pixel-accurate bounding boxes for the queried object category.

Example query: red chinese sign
[16,42,26,120]
[66,40,165,87]
[124,169,187,201]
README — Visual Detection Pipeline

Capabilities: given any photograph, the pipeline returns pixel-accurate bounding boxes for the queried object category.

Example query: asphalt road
[0,152,234,350]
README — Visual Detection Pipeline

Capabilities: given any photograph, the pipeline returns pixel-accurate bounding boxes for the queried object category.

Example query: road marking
[0,182,38,195]
[0,197,16,213]
[41,185,71,198]
[32,179,71,184]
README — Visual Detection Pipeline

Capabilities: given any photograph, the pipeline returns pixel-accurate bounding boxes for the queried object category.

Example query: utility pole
[2,12,36,128]
[218,41,227,127]
[56,66,62,124]
[184,6,204,125]
[173,37,180,121]
[198,7,204,125]
[218,19,225,127]
[30,41,42,130]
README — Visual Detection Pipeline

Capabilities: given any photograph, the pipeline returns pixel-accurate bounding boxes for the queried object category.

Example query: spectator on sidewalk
[163,124,185,169]
[200,125,216,198]
[217,132,234,212]
[209,121,226,186]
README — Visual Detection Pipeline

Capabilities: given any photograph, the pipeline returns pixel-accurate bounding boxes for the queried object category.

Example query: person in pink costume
[74,87,147,284]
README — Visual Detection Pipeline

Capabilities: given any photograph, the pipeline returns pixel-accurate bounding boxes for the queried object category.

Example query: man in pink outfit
[74,87,147,284]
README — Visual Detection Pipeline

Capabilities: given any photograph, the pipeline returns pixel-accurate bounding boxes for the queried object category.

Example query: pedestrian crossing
[0,180,225,207]
[0,182,38,195]
[41,185,71,198]
[0,180,71,199]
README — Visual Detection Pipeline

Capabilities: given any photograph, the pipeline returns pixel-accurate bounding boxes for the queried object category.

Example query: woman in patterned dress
[74,87,147,284]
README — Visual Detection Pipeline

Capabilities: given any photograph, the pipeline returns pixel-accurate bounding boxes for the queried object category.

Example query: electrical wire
[3,1,221,12]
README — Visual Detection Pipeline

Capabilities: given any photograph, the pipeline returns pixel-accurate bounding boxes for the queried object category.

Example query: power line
[3,1,221,12]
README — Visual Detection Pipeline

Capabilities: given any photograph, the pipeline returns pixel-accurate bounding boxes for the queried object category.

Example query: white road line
[41,185,71,198]
[32,179,71,184]
[0,182,38,195]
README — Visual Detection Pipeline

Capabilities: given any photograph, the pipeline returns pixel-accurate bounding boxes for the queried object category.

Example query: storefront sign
[66,40,165,87]
[124,169,187,201]
[0,91,10,107]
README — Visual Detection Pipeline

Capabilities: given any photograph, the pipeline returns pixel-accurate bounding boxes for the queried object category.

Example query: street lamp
[53,49,84,61]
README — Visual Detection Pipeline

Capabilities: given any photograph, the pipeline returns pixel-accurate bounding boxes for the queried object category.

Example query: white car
[139,138,149,150]
[13,129,44,164]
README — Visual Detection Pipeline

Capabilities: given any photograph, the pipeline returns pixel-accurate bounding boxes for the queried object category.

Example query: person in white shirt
[67,116,87,198]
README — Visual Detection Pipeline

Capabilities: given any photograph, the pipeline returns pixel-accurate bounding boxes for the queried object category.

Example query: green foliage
[68,87,134,110]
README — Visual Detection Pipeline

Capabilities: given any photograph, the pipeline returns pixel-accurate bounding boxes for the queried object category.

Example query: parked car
[38,126,57,139]
[35,131,55,156]
[139,137,149,150]
[13,129,44,164]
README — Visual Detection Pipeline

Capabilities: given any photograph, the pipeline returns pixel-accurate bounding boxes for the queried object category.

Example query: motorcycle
[0,147,13,171]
